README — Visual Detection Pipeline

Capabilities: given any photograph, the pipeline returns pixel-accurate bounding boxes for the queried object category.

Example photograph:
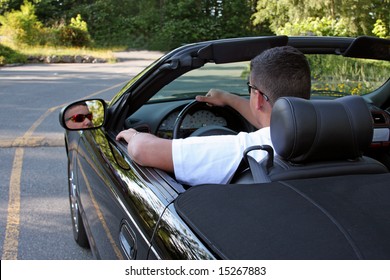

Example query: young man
[65,102,94,129]
[116,46,311,185]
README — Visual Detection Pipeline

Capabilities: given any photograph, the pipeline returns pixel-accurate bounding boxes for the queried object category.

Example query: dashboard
[157,109,228,138]
[124,97,390,149]
[123,96,390,170]
[125,99,253,139]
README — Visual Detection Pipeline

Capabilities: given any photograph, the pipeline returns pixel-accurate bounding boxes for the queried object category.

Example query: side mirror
[59,99,106,130]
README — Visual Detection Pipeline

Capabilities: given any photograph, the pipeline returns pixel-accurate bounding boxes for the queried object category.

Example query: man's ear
[255,91,265,110]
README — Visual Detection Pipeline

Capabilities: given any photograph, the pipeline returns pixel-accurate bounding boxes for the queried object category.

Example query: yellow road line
[2,148,23,260]
[1,81,126,259]
[0,135,64,148]
[20,107,58,140]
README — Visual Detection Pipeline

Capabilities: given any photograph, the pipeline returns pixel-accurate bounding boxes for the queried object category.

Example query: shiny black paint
[68,128,215,259]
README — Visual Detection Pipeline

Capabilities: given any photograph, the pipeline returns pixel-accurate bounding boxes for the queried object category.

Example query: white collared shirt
[172,127,272,186]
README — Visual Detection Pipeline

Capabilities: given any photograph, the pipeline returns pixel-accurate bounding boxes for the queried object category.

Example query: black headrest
[270,96,373,163]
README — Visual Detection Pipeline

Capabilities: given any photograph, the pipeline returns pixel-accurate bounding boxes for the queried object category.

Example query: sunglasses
[247,82,269,101]
[66,113,93,123]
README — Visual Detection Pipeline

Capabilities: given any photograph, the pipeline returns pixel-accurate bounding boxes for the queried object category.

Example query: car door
[75,128,170,259]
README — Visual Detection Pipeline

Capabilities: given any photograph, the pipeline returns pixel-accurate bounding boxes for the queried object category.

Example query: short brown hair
[250,46,311,105]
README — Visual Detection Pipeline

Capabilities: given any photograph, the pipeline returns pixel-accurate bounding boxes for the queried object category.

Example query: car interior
[171,80,390,260]
[124,37,390,187]
[169,37,390,259]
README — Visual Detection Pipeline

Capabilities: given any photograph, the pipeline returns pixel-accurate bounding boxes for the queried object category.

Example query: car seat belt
[243,145,274,183]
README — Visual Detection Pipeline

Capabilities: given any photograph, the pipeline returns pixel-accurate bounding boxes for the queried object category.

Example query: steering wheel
[172,100,237,139]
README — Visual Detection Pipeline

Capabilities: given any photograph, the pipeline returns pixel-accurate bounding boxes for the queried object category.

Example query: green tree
[57,0,263,49]
[277,16,351,36]
[0,1,94,26]
[63,0,146,47]
[150,0,260,50]
[252,0,389,37]
[0,0,44,45]
[0,0,24,14]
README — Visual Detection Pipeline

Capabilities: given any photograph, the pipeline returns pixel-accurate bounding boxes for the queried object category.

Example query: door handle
[119,222,137,259]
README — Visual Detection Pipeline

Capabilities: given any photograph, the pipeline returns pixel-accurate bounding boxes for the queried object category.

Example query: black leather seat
[234,95,388,183]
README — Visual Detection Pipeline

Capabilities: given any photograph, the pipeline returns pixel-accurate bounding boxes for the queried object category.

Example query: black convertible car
[59,36,390,260]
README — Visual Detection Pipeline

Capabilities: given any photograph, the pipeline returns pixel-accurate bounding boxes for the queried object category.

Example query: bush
[0,2,92,48]
[49,14,92,47]
[0,43,27,65]
[55,25,92,47]
[0,1,44,46]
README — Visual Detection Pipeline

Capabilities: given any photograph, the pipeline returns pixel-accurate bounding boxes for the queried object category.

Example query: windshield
[150,54,389,102]
[150,62,250,102]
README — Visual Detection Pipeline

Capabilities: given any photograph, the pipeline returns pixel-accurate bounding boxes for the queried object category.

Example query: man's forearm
[129,132,174,172]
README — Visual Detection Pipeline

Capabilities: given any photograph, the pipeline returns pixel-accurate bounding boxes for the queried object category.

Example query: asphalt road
[0,51,163,260]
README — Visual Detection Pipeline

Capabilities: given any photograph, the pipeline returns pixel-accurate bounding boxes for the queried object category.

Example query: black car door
[75,128,169,259]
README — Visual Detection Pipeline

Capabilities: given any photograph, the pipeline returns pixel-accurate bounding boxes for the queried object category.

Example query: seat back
[235,96,388,184]
[271,95,372,163]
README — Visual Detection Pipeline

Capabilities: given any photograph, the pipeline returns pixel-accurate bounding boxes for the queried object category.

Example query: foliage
[149,0,259,50]
[253,0,390,38]
[0,0,44,45]
[0,0,264,50]
[0,0,30,14]
[55,14,92,47]
[0,0,77,23]
[69,14,88,32]
[277,16,351,36]
[60,0,144,48]
[0,0,389,50]
[0,42,27,65]
[149,0,219,50]
[372,19,389,39]
[0,1,92,47]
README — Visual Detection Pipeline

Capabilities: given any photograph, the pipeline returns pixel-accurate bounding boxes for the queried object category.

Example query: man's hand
[115,128,174,172]
[116,128,138,143]
[195,89,232,107]
[197,88,262,128]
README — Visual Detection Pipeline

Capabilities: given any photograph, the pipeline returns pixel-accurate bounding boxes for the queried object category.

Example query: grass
[0,42,121,65]
[307,54,390,95]
[21,45,118,61]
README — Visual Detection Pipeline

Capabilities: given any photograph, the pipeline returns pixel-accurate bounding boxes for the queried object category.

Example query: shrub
[0,1,44,46]
[53,14,92,47]
[56,25,92,47]
[0,43,27,65]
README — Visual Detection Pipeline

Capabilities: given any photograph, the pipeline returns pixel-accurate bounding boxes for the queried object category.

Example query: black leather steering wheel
[172,100,237,139]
